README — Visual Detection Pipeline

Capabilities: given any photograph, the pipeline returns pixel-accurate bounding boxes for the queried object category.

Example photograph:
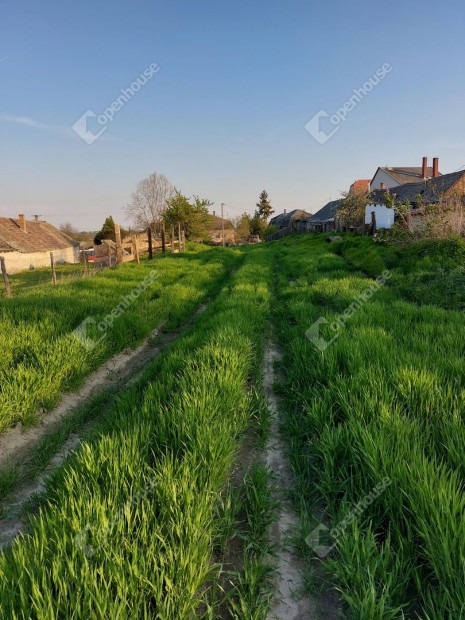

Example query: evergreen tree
[250,211,266,237]
[256,190,274,220]
[94,216,120,245]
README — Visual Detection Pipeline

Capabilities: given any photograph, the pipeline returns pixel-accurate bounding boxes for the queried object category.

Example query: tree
[250,211,267,238]
[263,223,279,239]
[94,215,127,245]
[163,191,213,241]
[125,172,175,230]
[232,213,252,242]
[337,190,371,230]
[256,190,274,220]
[59,221,78,236]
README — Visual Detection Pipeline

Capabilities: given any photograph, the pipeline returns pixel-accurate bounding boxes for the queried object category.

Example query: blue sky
[1,0,464,230]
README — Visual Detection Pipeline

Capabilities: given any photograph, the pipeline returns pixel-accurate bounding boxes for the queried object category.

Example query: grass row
[272,234,465,618]
[0,245,272,618]
[0,246,238,432]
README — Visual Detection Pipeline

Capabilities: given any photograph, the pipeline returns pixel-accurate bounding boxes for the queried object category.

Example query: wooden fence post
[170,226,175,254]
[115,224,123,264]
[181,230,186,252]
[178,223,182,252]
[371,211,377,236]
[132,235,140,264]
[0,256,11,297]
[147,227,153,260]
[50,252,57,285]
[161,222,166,254]
[107,242,112,267]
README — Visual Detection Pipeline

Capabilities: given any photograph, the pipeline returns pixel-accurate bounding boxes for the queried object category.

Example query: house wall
[371,169,399,190]
[364,205,395,229]
[2,246,79,274]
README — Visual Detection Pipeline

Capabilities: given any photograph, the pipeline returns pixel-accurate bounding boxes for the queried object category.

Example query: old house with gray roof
[269,209,312,229]
[300,200,342,232]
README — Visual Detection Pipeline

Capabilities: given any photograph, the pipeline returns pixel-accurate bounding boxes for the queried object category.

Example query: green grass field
[0,245,273,618]
[1,236,465,618]
[273,234,465,618]
[0,246,238,432]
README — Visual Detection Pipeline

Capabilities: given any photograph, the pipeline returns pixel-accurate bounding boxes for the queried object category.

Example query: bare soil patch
[263,341,339,620]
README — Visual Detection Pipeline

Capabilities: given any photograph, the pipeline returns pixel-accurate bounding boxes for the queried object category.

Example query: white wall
[371,169,399,190]
[365,205,395,229]
[1,246,79,274]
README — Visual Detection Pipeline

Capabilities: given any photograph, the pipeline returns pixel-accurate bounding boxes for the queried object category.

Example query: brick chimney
[284,209,287,214]
[432,157,439,178]
[421,156,428,179]
[213,210,216,217]
[18,213,27,232]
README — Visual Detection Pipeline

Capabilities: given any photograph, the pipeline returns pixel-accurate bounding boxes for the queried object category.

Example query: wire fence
[0,231,182,298]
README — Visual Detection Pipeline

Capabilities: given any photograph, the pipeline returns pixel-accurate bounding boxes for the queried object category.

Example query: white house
[0,214,80,274]
[370,157,440,191]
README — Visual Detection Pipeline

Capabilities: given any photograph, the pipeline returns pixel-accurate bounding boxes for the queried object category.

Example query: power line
[25,208,126,218]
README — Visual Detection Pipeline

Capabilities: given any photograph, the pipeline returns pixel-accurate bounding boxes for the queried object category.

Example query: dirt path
[263,342,317,619]
[264,339,341,620]
[0,303,208,549]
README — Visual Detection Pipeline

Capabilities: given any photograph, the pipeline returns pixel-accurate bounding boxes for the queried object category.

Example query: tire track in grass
[263,339,317,619]
[0,302,211,549]
[0,250,273,618]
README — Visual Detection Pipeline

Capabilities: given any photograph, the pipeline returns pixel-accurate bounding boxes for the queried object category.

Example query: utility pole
[221,203,225,247]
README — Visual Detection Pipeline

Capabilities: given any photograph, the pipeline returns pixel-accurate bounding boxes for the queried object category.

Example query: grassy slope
[0,246,238,432]
[273,234,465,618]
[0,245,272,618]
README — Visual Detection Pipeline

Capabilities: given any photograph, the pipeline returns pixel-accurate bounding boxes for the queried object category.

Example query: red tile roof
[350,179,371,193]
[0,217,79,253]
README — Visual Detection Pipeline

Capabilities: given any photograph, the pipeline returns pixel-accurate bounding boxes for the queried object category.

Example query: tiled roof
[0,217,79,253]
[371,170,465,205]
[350,179,371,193]
[373,166,438,186]
[306,200,341,223]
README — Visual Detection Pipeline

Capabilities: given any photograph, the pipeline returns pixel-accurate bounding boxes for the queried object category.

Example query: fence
[265,225,294,242]
[265,222,367,242]
[0,224,187,298]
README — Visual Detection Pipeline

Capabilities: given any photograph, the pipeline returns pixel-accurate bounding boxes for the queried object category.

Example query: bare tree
[59,221,78,236]
[125,172,175,230]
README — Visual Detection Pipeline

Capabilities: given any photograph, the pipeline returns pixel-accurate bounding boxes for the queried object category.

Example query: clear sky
[1,0,464,230]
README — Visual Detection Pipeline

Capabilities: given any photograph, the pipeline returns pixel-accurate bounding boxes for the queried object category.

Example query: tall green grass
[0,247,238,432]
[272,234,465,618]
[0,246,272,618]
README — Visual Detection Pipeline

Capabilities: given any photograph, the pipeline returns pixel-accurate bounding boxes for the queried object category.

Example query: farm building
[302,200,342,232]
[370,169,465,209]
[369,169,465,233]
[269,209,312,230]
[0,214,80,274]
[209,214,236,245]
